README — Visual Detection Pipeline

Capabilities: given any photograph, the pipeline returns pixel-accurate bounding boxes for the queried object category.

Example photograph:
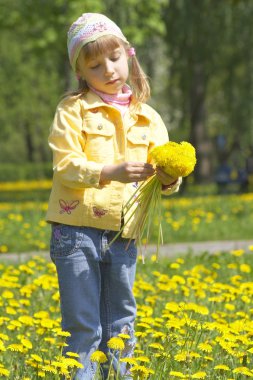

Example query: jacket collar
[80,90,152,122]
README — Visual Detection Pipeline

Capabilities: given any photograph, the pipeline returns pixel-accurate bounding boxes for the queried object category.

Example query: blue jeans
[50,224,137,379]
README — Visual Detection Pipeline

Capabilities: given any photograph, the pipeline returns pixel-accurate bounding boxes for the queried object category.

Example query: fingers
[156,166,177,185]
[127,162,155,179]
[122,162,155,182]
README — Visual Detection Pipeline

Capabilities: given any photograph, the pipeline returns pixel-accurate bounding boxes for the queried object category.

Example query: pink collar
[88,85,132,115]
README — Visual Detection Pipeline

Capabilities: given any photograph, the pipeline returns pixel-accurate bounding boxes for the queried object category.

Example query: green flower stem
[109,175,164,261]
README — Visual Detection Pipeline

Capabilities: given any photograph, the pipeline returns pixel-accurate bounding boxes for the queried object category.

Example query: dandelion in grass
[169,371,186,378]
[148,342,164,351]
[66,351,80,358]
[118,333,131,340]
[61,357,84,369]
[110,141,196,259]
[214,364,230,371]
[191,372,207,379]
[120,357,137,365]
[240,264,251,273]
[7,343,24,352]
[54,329,71,337]
[107,337,125,351]
[135,356,150,363]
[198,342,212,353]
[41,364,57,374]
[0,367,10,377]
[233,366,253,376]
[130,365,154,378]
[230,249,245,257]
[90,350,108,363]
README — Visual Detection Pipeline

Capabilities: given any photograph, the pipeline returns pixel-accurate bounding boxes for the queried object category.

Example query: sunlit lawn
[1,189,253,253]
[1,248,253,378]
[1,181,253,378]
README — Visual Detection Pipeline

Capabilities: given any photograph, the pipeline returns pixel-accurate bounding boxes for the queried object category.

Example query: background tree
[0,0,253,186]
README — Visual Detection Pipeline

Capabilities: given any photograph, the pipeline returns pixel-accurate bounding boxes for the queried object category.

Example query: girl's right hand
[100,162,155,184]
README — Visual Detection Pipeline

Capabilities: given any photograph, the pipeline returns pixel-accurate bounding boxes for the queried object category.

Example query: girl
[46,13,180,379]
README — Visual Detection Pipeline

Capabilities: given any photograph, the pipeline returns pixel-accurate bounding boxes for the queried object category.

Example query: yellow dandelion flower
[118,333,131,340]
[150,141,197,178]
[170,263,180,269]
[0,367,10,376]
[169,371,186,378]
[41,365,57,374]
[230,249,245,257]
[240,264,251,273]
[18,315,34,326]
[0,334,9,341]
[148,343,164,351]
[233,366,253,376]
[174,352,188,362]
[90,350,108,363]
[130,365,154,377]
[120,357,137,365]
[66,351,79,358]
[107,337,125,351]
[2,290,14,299]
[7,344,24,352]
[21,338,33,349]
[135,356,150,363]
[198,342,212,353]
[191,372,207,379]
[54,330,71,337]
[0,342,6,352]
[203,356,213,362]
[30,354,43,362]
[225,303,235,311]
[61,357,83,369]
[214,364,230,371]
[34,311,49,319]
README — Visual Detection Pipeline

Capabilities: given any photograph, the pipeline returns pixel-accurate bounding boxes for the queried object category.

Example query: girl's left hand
[156,166,178,186]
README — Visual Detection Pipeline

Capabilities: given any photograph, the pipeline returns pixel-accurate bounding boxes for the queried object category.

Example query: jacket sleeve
[148,108,182,195]
[48,97,104,189]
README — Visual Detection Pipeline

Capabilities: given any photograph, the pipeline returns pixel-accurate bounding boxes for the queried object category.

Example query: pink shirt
[88,84,132,116]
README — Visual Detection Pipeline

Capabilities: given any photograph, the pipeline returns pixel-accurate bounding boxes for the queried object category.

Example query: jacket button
[97,124,103,130]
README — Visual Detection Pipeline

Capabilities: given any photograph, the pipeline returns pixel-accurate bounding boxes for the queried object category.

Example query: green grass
[1,192,253,253]
[1,249,253,378]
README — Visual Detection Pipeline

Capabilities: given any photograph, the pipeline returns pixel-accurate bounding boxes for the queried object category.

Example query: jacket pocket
[82,117,115,161]
[127,126,150,161]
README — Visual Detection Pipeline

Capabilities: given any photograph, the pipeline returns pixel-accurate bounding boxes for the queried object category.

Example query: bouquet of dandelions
[112,141,196,260]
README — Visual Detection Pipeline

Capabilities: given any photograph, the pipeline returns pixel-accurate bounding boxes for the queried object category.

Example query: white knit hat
[67,13,128,71]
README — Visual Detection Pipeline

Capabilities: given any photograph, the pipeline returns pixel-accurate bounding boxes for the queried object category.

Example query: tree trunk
[189,62,212,183]
[23,122,35,162]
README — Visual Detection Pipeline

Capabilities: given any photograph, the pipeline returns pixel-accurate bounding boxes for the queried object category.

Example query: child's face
[78,45,129,94]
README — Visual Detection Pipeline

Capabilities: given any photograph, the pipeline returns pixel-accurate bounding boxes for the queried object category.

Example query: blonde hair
[66,35,150,103]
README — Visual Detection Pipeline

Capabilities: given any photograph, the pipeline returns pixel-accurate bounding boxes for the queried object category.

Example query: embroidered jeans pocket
[50,224,84,257]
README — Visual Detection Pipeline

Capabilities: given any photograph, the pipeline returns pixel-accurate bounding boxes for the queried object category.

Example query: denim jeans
[50,224,137,379]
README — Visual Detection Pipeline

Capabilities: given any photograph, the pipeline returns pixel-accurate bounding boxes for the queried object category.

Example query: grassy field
[1,180,253,378]
[1,248,253,378]
[1,179,253,253]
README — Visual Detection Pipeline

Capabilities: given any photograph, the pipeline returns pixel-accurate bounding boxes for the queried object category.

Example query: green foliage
[0,0,253,184]
[0,163,52,181]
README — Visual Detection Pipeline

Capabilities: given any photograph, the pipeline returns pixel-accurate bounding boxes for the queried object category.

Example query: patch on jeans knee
[120,325,136,357]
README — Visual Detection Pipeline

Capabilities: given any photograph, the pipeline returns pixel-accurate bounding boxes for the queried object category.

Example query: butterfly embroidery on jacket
[92,206,108,218]
[59,199,79,214]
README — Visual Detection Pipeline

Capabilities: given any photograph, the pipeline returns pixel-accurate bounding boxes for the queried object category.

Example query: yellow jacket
[46,90,181,238]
